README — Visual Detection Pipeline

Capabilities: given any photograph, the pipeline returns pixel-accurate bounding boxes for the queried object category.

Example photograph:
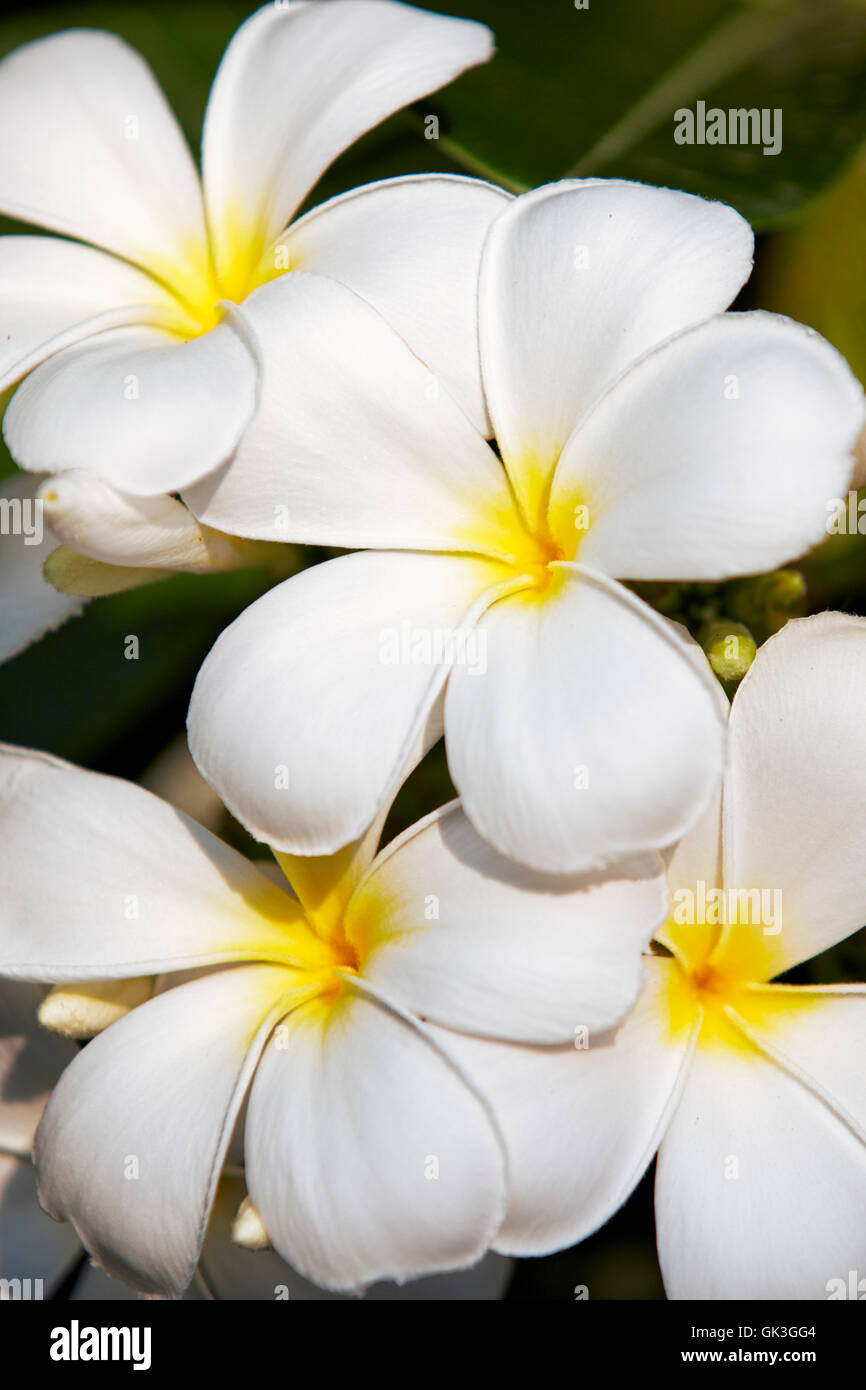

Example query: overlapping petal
[38,472,243,573]
[548,313,864,580]
[245,979,505,1292]
[199,1176,513,1299]
[0,30,208,278]
[281,174,509,434]
[347,801,666,1042]
[479,180,754,526]
[440,957,698,1255]
[201,0,493,283]
[716,613,866,981]
[5,321,258,495]
[188,549,518,854]
[656,1015,866,1300]
[0,236,179,394]
[0,745,310,980]
[35,964,308,1297]
[444,565,726,873]
[184,272,520,553]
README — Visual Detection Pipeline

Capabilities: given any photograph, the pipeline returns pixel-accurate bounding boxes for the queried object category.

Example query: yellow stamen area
[233,865,369,1037]
[451,432,594,605]
[655,888,799,1060]
[147,210,297,340]
[656,953,763,1058]
[452,491,575,600]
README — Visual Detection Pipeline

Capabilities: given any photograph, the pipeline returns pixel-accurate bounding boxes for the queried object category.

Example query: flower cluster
[1,0,865,1303]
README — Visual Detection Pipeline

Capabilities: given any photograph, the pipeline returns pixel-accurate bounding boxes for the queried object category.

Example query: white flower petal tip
[4,323,259,496]
[479,178,755,519]
[37,472,245,574]
[245,980,507,1293]
[552,311,866,582]
[201,1175,514,1300]
[203,0,495,273]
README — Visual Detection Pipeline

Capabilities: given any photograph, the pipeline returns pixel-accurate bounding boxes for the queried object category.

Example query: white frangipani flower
[0,982,510,1300]
[442,613,866,1300]
[0,745,667,1295]
[0,0,502,494]
[186,180,864,874]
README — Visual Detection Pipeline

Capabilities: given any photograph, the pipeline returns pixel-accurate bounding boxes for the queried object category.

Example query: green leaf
[420,0,866,228]
[0,567,270,772]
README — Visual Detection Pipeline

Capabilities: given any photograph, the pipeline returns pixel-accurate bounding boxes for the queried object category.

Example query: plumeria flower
[0,0,502,495]
[185,179,864,874]
[442,613,866,1300]
[0,744,667,1295]
[0,982,511,1300]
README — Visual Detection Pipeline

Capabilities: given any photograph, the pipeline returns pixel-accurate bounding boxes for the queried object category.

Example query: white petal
[38,472,243,573]
[0,472,84,663]
[730,985,866,1143]
[0,744,311,981]
[656,1013,866,1300]
[0,1154,82,1293]
[549,312,865,580]
[35,964,301,1297]
[445,564,726,873]
[5,321,258,495]
[479,180,753,526]
[0,980,75,1155]
[0,31,208,279]
[715,613,866,981]
[200,1176,513,1300]
[184,273,519,555]
[188,549,515,854]
[202,0,492,281]
[438,956,698,1255]
[283,175,509,435]
[346,801,666,1043]
[245,979,505,1292]
[0,236,180,394]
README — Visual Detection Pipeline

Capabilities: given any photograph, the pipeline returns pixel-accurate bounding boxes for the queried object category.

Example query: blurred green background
[2,0,866,1301]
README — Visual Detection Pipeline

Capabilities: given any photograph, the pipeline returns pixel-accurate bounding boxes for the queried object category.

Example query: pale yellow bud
[38,977,153,1039]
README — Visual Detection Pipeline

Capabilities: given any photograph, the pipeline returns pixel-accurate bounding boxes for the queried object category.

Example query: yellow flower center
[657,885,788,1056]
[150,218,295,339]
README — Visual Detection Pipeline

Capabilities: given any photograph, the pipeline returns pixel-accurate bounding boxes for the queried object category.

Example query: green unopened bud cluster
[698,620,757,682]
